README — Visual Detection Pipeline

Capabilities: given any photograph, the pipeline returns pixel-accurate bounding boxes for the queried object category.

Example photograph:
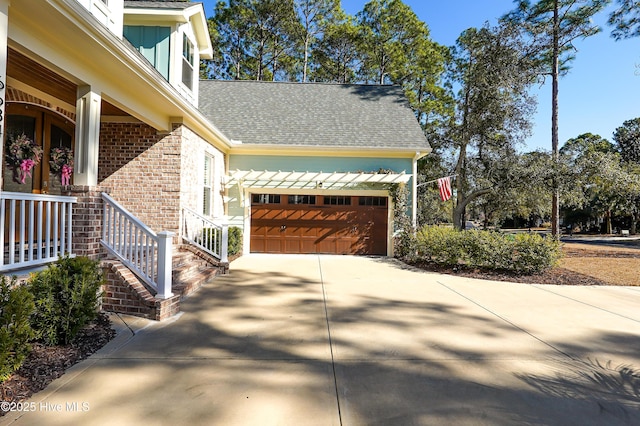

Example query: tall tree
[310,14,363,83]
[209,0,301,81]
[613,117,640,163]
[294,0,339,82]
[504,0,611,237]
[356,0,427,84]
[209,0,254,80]
[609,0,640,39]
[446,23,538,230]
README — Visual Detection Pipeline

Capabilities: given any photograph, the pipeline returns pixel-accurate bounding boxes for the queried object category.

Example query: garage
[250,194,388,255]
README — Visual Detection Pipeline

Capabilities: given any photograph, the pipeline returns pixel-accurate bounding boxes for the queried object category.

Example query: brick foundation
[101,260,180,321]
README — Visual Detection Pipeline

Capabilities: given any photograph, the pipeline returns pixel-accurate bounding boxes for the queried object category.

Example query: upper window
[182,34,195,90]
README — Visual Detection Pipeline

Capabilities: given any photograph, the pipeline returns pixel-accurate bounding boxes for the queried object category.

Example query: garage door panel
[250,195,387,255]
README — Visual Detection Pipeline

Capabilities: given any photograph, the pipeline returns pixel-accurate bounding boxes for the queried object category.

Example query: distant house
[0,0,429,319]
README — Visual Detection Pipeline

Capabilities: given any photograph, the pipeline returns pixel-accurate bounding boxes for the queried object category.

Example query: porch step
[171,246,226,299]
[100,245,226,321]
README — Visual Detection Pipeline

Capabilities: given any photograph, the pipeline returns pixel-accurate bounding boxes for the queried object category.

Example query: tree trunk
[303,36,310,82]
[550,0,560,238]
[453,189,492,230]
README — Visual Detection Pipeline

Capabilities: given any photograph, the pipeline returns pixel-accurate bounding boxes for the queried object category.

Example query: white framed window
[182,33,195,90]
[203,154,213,216]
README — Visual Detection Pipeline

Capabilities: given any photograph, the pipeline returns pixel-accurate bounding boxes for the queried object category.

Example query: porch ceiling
[226,169,411,190]
[7,47,77,106]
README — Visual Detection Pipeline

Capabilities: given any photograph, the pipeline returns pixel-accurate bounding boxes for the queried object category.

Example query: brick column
[64,185,109,260]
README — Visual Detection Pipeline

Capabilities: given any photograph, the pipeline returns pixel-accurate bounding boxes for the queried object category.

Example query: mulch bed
[407,260,611,286]
[0,313,115,415]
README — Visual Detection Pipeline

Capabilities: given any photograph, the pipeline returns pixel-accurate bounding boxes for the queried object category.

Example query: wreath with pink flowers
[49,147,74,185]
[5,134,43,184]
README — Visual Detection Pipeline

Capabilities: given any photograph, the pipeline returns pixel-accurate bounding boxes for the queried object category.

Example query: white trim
[227,169,411,190]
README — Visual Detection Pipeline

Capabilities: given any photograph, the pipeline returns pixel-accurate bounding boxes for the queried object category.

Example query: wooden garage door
[250,194,388,255]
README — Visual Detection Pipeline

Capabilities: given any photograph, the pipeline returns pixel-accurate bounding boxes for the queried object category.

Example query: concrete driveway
[3,254,640,425]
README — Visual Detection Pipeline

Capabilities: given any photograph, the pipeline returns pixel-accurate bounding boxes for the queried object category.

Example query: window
[252,194,281,204]
[359,197,387,206]
[323,196,351,206]
[182,33,194,90]
[288,195,316,205]
[203,154,213,216]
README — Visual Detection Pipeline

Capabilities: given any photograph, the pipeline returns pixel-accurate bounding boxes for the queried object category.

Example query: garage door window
[252,194,281,204]
[359,197,387,206]
[324,196,351,205]
[288,195,316,205]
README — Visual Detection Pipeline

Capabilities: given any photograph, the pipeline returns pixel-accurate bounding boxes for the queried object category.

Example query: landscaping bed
[408,241,640,287]
[0,313,115,415]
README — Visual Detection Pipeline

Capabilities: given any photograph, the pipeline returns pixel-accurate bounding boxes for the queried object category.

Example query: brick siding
[98,122,182,235]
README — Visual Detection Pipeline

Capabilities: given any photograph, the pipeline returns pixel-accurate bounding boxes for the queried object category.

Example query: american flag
[437,177,452,201]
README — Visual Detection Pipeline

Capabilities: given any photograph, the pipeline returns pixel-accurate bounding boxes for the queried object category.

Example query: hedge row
[0,257,104,381]
[411,226,562,275]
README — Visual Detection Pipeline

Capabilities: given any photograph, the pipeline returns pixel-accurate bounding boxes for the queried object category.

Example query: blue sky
[201,0,640,152]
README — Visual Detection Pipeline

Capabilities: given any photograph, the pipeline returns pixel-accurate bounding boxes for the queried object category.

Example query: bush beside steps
[0,256,105,382]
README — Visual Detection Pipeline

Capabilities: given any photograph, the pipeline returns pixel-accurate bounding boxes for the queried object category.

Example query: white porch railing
[0,192,77,272]
[181,207,228,263]
[101,193,173,299]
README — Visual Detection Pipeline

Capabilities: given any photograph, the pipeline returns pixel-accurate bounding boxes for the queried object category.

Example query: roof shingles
[198,80,430,151]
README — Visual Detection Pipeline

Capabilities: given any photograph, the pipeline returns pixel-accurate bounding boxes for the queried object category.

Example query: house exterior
[0,0,429,318]
[199,81,430,256]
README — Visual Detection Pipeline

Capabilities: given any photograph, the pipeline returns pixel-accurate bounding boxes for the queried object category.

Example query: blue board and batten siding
[226,154,415,231]
[123,25,171,80]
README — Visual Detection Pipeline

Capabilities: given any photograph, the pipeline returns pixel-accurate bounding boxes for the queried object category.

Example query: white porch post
[74,86,102,186]
[156,231,174,299]
[0,0,9,189]
[220,222,229,263]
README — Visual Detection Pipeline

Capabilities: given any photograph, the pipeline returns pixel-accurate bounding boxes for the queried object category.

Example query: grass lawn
[561,242,640,287]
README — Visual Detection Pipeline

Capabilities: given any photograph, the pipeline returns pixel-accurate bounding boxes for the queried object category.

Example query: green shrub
[200,226,243,257]
[511,233,563,274]
[0,276,35,381]
[394,228,417,260]
[415,226,464,266]
[228,226,242,256]
[199,227,222,253]
[29,256,104,346]
[412,226,562,275]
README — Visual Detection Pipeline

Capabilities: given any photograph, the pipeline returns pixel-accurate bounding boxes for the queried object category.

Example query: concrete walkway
[3,254,640,425]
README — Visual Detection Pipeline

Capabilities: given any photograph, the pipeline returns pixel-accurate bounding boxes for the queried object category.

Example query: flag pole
[417,174,457,187]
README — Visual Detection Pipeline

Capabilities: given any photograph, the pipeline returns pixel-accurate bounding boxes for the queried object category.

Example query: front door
[3,103,74,195]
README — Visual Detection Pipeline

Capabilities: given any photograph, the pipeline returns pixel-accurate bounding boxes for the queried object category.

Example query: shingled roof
[124,1,195,9]
[198,80,430,152]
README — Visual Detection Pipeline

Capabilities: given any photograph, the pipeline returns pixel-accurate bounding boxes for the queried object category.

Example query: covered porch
[0,0,230,319]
